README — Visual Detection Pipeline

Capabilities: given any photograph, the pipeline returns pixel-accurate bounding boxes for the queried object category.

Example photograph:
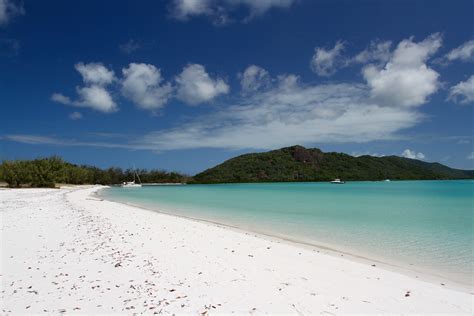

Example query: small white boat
[122,168,142,188]
[384,179,391,182]
[122,181,142,188]
[330,178,345,184]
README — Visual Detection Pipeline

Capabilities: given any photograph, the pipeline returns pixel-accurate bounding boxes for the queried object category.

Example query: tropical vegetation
[2,146,473,187]
[192,145,474,183]
[0,156,187,188]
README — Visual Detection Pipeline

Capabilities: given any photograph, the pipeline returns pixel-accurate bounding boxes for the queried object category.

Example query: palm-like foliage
[0,157,188,188]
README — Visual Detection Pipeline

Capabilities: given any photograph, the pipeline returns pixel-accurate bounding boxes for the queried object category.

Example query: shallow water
[101,180,473,285]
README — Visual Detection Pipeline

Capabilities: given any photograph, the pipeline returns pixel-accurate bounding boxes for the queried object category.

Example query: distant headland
[191,145,474,183]
[1,146,473,188]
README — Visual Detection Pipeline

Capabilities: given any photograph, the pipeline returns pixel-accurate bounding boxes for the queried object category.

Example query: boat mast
[132,164,142,184]
[136,170,142,185]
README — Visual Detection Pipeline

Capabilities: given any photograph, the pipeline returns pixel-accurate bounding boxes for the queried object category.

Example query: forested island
[1,146,473,187]
[191,146,474,183]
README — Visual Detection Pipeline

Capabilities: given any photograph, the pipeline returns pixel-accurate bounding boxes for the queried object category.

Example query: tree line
[0,157,188,188]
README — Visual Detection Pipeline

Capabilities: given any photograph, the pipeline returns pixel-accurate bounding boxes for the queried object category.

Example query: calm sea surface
[100,180,473,285]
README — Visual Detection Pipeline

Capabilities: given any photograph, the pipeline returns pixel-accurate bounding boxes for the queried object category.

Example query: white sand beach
[1,186,472,314]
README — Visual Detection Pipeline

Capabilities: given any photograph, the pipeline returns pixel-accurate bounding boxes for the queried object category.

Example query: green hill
[192,145,474,183]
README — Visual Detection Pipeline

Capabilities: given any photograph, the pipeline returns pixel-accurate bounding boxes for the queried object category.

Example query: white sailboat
[330,178,345,184]
[122,167,142,188]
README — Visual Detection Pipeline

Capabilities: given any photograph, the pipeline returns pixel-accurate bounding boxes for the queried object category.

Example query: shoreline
[2,186,472,314]
[97,187,471,293]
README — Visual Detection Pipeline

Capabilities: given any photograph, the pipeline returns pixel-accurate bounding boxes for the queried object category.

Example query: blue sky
[0,0,473,174]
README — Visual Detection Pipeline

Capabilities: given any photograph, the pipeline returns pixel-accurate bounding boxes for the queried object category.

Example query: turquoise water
[100,180,473,285]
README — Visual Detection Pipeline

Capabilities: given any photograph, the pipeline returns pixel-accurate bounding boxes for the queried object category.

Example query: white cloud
[137,68,424,151]
[401,149,425,160]
[170,0,213,20]
[277,74,299,90]
[69,112,82,120]
[75,86,117,112]
[175,64,229,105]
[10,61,432,153]
[445,39,474,63]
[169,0,295,24]
[309,39,390,76]
[3,135,68,145]
[236,0,295,18]
[448,75,474,105]
[51,93,72,105]
[53,62,229,112]
[468,152,474,160]
[75,62,116,85]
[121,63,173,110]
[119,39,140,54]
[44,33,465,152]
[0,0,24,26]
[52,87,116,112]
[1,134,147,150]
[53,87,117,113]
[52,62,117,113]
[363,33,441,107]
[310,41,345,76]
[239,65,270,94]
[354,40,392,64]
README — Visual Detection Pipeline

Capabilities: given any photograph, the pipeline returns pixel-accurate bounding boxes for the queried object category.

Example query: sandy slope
[1,186,472,314]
